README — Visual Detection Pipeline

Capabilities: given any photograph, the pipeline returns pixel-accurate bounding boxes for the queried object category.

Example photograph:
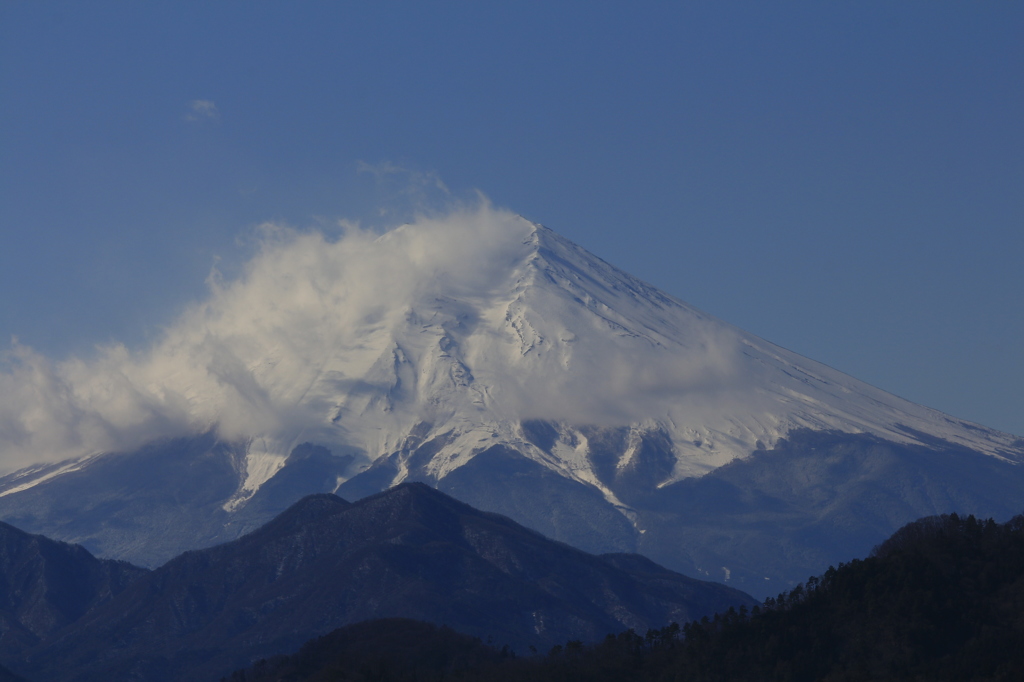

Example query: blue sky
[1,1,1022,436]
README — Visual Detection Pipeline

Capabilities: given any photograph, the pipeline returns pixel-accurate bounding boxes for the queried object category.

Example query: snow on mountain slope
[0,204,1018,508]
[202,209,1019,512]
[266,211,1019,499]
[2,204,1022,596]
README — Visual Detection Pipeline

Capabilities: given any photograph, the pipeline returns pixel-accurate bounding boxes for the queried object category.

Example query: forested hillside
[227,511,1024,682]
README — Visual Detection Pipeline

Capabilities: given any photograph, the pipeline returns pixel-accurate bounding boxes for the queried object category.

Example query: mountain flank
[0,215,1021,600]
[12,483,754,682]
[229,511,1024,682]
[0,522,146,660]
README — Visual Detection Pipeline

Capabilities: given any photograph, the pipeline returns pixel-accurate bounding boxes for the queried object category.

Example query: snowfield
[1,205,1019,504]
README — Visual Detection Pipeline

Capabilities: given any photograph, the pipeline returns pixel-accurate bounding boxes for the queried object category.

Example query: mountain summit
[1,207,1021,596]
[162,211,1018,506]
[296,215,1017,481]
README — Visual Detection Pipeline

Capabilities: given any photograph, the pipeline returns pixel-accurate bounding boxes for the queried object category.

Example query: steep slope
[0,211,1020,594]
[0,522,146,666]
[22,484,754,682]
[210,217,1018,489]
[298,219,1019,477]
[632,429,1024,593]
[230,512,1024,682]
[0,435,349,567]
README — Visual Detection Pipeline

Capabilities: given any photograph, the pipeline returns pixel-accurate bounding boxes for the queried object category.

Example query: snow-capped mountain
[0,207,1021,597]
[227,212,1018,509]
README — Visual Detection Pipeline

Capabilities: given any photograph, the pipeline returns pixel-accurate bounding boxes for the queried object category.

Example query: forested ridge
[227,511,1024,681]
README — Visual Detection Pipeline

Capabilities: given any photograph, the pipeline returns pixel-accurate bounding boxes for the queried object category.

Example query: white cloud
[184,99,219,121]
[356,160,449,192]
[0,200,748,473]
[355,160,455,221]
[0,202,527,469]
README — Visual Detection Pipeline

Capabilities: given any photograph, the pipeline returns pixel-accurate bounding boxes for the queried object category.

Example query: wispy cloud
[356,161,454,220]
[0,200,745,472]
[0,203,528,469]
[184,99,219,122]
[356,161,449,194]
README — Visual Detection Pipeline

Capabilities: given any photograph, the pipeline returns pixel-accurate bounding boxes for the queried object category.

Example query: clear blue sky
[1,2,1022,436]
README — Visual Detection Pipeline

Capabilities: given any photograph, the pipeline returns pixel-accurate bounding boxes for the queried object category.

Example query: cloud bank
[0,204,529,469]
[0,201,746,473]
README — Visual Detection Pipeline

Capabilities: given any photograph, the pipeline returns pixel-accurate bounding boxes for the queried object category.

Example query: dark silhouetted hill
[228,511,1024,682]
[20,483,753,681]
[0,522,146,665]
